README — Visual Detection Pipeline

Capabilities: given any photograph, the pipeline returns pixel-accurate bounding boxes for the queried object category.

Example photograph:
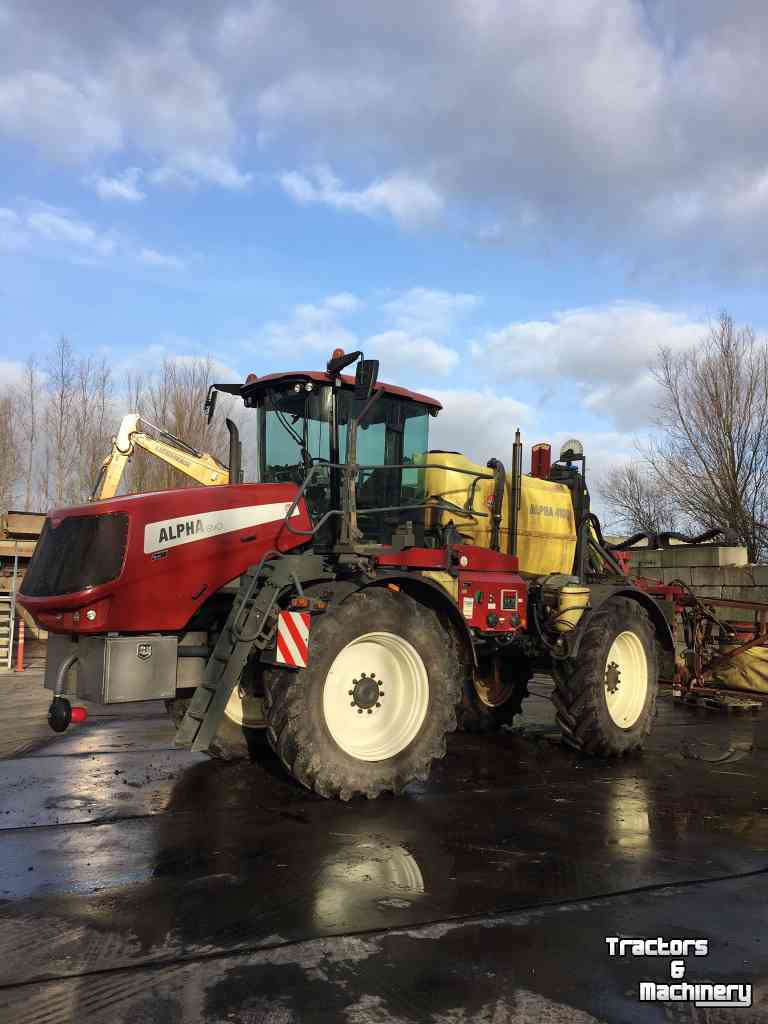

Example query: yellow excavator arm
[92,414,229,500]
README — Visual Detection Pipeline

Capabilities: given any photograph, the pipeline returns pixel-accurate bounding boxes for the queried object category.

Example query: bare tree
[645,313,768,562]
[124,358,230,494]
[0,392,20,511]
[19,357,40,510]
[71,355,113,501]
[40,337,77,507]
[7,340,237,507]
[599,463,679,536]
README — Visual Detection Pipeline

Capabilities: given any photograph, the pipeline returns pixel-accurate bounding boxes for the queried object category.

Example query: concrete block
[661,545,748,568]
[721,585,764,604]
[718,607,758,624]
[661,567,693,585]
[628,550,662,570]
[691,585,723,599]
[691,566,756,587]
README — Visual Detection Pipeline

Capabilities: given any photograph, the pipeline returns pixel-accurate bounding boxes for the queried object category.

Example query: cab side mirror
[354,359,379,401]
[204,386,218,424]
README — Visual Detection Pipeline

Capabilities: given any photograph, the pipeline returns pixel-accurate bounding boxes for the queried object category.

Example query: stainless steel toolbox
[44,634,178,703]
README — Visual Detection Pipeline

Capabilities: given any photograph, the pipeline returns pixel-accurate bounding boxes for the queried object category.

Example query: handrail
[279,460,496,539]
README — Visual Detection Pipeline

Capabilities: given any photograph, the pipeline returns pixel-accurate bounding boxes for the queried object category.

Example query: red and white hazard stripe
[276,610,311,668]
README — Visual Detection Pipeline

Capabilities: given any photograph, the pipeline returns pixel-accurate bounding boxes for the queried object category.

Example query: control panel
[457,571,528,634]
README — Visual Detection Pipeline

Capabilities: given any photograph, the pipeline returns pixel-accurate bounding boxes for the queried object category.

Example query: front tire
[552,597,658,755]
[263,587,462,800]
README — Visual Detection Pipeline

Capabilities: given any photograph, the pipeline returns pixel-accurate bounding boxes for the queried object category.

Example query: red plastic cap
[70,706,88,724]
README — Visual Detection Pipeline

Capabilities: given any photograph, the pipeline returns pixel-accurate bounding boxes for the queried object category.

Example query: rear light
[71,707,88,724]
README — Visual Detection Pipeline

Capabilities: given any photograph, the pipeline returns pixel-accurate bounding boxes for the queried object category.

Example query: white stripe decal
[295,614,310,644]
[143,502,300,554]
[276,612,310,667]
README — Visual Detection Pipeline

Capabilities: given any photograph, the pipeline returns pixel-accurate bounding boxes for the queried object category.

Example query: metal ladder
[174,556,296,753]
[0,594,13,670]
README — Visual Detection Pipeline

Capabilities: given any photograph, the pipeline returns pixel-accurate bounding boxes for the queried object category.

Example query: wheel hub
[349,673,384,714]
[605,661,621,695]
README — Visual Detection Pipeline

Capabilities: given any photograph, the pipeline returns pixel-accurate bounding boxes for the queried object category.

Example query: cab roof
[239,370,442,412]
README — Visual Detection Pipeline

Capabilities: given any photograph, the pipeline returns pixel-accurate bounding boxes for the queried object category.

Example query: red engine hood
[18,483,312,635]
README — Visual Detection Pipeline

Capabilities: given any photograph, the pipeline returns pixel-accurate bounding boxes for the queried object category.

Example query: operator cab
[236,359,441,546]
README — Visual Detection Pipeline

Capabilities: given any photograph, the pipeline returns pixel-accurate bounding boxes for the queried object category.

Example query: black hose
[55,652,78,693]
[486,458,506,552]
[609,527,729,551]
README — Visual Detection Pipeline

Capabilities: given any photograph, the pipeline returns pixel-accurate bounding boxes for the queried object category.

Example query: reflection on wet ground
[1,678,767,1022]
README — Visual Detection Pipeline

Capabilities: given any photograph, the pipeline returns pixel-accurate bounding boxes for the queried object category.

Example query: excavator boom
[92,414,229,500]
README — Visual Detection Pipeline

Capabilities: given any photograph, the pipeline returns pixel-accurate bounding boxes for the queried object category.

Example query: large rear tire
[263,587,461,800]
[552,597,658,755]
[457,656,532,734]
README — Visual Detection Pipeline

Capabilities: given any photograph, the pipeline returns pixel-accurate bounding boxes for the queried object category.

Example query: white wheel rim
[224,686,265,728]
[323,631,430,762]
[604,630,648,729]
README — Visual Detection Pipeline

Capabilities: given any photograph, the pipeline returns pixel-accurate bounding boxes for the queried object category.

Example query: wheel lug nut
[370,673,376,679]
[350,702,355,707]
[375,702,381,708]
[367,709,373,714]
[358,709,363,714]
[348,690,354,696]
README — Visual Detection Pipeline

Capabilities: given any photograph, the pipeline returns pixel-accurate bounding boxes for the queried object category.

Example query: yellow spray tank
[423,451,577,576]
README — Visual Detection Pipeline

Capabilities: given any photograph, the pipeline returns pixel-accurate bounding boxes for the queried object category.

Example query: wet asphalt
[1,675,767,1023]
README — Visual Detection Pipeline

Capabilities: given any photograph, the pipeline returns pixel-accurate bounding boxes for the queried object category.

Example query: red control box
[457,571,528,634]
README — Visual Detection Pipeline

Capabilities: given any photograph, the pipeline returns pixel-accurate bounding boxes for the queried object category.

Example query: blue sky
[2,0,768,485]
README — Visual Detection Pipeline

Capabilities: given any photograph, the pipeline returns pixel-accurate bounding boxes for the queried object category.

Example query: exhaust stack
[509,429,523,557]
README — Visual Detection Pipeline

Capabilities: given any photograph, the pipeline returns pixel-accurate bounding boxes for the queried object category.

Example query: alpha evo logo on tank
[143,503,299,554]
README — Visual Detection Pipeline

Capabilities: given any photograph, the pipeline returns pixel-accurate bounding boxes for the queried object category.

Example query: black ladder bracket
[174,562,285,753]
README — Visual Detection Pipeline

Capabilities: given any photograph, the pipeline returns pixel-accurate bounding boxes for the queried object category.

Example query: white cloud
[26,204,115,255]
[137,247,185,270]
[325,292,361,313]
[4,4,768,263]
[368,331,459,376]
[473,303,706,430]
[6,4,768,261]
[0,30,249,192]
[89,167,145,202]
[249,288,465,378]
[279,166,444,229]
[427,389,535,465]
[0,70,121,161]
[149,152,251,191]
[0,208,29,251]
[255,294,360,357]
[1,199,186,269]
[383,288,480,337]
